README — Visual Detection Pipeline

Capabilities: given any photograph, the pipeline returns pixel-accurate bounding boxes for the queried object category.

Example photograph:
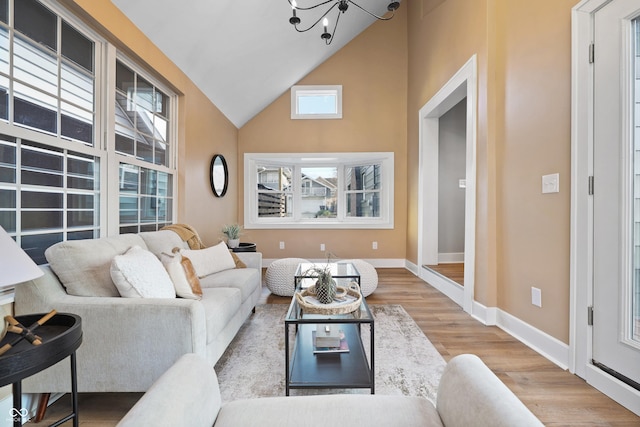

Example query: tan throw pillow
[180,242,236,278]
[110,246,176,298]
[229,250,246,269]
[160,252,202,300]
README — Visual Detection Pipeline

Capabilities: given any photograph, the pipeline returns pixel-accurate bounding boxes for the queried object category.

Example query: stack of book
[312,324,349,354]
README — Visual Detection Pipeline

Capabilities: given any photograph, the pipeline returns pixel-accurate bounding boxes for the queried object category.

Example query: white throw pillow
[180,241,236,278]
[160,252,202,300]
[110,246,176,298]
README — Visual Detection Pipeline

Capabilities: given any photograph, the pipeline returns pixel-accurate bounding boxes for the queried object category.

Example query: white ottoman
[341,259,378,297]
[265,258,309,297]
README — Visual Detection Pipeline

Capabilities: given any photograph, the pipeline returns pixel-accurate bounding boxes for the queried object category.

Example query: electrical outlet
[531,287,542,307]
[279,241,285,250]
[372,241,378,250]
[320,243,325,251]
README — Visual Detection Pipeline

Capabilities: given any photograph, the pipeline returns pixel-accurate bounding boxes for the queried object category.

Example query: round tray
[295,283,362,315]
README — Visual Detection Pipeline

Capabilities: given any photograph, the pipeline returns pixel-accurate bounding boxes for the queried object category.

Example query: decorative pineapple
[314,268,336,304]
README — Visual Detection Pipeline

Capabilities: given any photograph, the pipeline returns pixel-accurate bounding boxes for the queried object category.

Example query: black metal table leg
[285,322,290,396]
[12,380,21,427]
[71,351,78,427]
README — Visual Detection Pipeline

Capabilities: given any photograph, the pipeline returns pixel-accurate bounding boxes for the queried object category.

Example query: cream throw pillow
[160,252,203,300]
[110,246,176,298]
[180,242,236,278]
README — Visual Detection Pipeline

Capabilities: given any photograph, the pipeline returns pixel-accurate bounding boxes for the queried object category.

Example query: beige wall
[496,0,574,342]
[238,8,408,260]
[406,0,577,343]
[65,0,239,246]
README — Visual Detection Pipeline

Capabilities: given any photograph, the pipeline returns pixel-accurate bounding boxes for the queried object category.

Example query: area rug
[214,304,446,403]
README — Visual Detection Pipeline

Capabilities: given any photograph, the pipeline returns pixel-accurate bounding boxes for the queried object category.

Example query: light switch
[542,173,559,194]
[531,287,542,308]
[459,179,466,189]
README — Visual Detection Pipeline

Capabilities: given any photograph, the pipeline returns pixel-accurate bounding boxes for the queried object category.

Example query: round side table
[0,313,82,427]
[232,242,256,252]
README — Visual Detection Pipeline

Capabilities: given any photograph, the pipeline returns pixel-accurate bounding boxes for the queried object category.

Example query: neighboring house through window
[245,153,393,229]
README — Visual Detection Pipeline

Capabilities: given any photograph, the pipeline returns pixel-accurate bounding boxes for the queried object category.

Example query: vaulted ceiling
[111,0,399,128]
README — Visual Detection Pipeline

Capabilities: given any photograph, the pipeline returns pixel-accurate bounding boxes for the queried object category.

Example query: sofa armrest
[14,268,208,392]
[436,354,543,427]
[117,354,221,427]
[235,251,262,270]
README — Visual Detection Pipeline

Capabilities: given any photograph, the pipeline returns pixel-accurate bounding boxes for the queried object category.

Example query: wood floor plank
[33,267,639,426]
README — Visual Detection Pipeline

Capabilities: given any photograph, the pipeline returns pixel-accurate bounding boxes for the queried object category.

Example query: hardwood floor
[33,268,639,426]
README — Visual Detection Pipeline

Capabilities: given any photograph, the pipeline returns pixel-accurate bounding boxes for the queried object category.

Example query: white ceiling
[111,0,396,128]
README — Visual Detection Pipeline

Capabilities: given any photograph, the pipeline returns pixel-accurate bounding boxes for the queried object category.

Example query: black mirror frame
[210,154,228,197]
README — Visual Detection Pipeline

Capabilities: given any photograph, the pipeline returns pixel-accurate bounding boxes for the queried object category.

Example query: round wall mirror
[210,154,228,197]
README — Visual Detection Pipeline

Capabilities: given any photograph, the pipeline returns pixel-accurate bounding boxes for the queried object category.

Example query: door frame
[571,0,640,415]
[417,55,477,314]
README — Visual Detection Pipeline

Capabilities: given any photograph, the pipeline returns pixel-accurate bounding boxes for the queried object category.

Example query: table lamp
[0,225,44,340]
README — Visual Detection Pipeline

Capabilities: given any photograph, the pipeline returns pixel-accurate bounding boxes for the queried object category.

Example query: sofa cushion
[139,230,188,258]
[160,252,202,300]
[111,246,176,298]
[199,267,260,302]
[215,394,442,427]
[181,242,236,278]
[45,233,147,297]
[200,288,242,343]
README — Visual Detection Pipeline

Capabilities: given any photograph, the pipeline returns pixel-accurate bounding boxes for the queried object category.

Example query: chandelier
[288,0,400,45]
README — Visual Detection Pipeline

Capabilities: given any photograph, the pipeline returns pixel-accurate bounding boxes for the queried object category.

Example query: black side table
[0,313,82,427]
[232,242,256,252]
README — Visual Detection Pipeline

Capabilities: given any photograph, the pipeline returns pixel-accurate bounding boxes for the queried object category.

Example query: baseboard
[419,266,464,307]
[437,252,464,263]
[263,258,406,268]
[410,269,569,371]
[404,260,419,276]
[471,300,497,325]
[473,305,571,371]
[410,263,637,416]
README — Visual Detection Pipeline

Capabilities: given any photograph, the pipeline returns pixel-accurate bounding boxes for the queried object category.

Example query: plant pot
[227,238,240,249]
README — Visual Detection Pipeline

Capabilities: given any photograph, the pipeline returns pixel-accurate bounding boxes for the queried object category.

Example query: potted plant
[221,224,242,249]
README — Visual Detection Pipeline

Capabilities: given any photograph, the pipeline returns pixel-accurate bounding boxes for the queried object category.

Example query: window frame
[290,85,343,120]
[107,54,178,234]
[0,0,179,266]
[244,152,394,229]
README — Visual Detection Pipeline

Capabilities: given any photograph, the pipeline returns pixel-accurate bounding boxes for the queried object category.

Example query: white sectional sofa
[14,230,262,394]
[118,353,544,427]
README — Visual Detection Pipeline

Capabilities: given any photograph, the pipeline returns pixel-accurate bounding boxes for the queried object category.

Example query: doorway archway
[417,55,477,314]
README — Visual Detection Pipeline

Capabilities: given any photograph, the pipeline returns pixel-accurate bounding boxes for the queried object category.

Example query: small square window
[291,85,342,120]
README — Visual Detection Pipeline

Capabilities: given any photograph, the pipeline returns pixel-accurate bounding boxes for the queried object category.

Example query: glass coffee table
[294,262,362,291]
[285,262,374,395]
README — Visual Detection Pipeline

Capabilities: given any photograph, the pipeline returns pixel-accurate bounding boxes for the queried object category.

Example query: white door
[593,0,640,387]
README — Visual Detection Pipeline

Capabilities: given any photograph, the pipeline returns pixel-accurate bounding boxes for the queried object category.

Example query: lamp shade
[0,225,43,289]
